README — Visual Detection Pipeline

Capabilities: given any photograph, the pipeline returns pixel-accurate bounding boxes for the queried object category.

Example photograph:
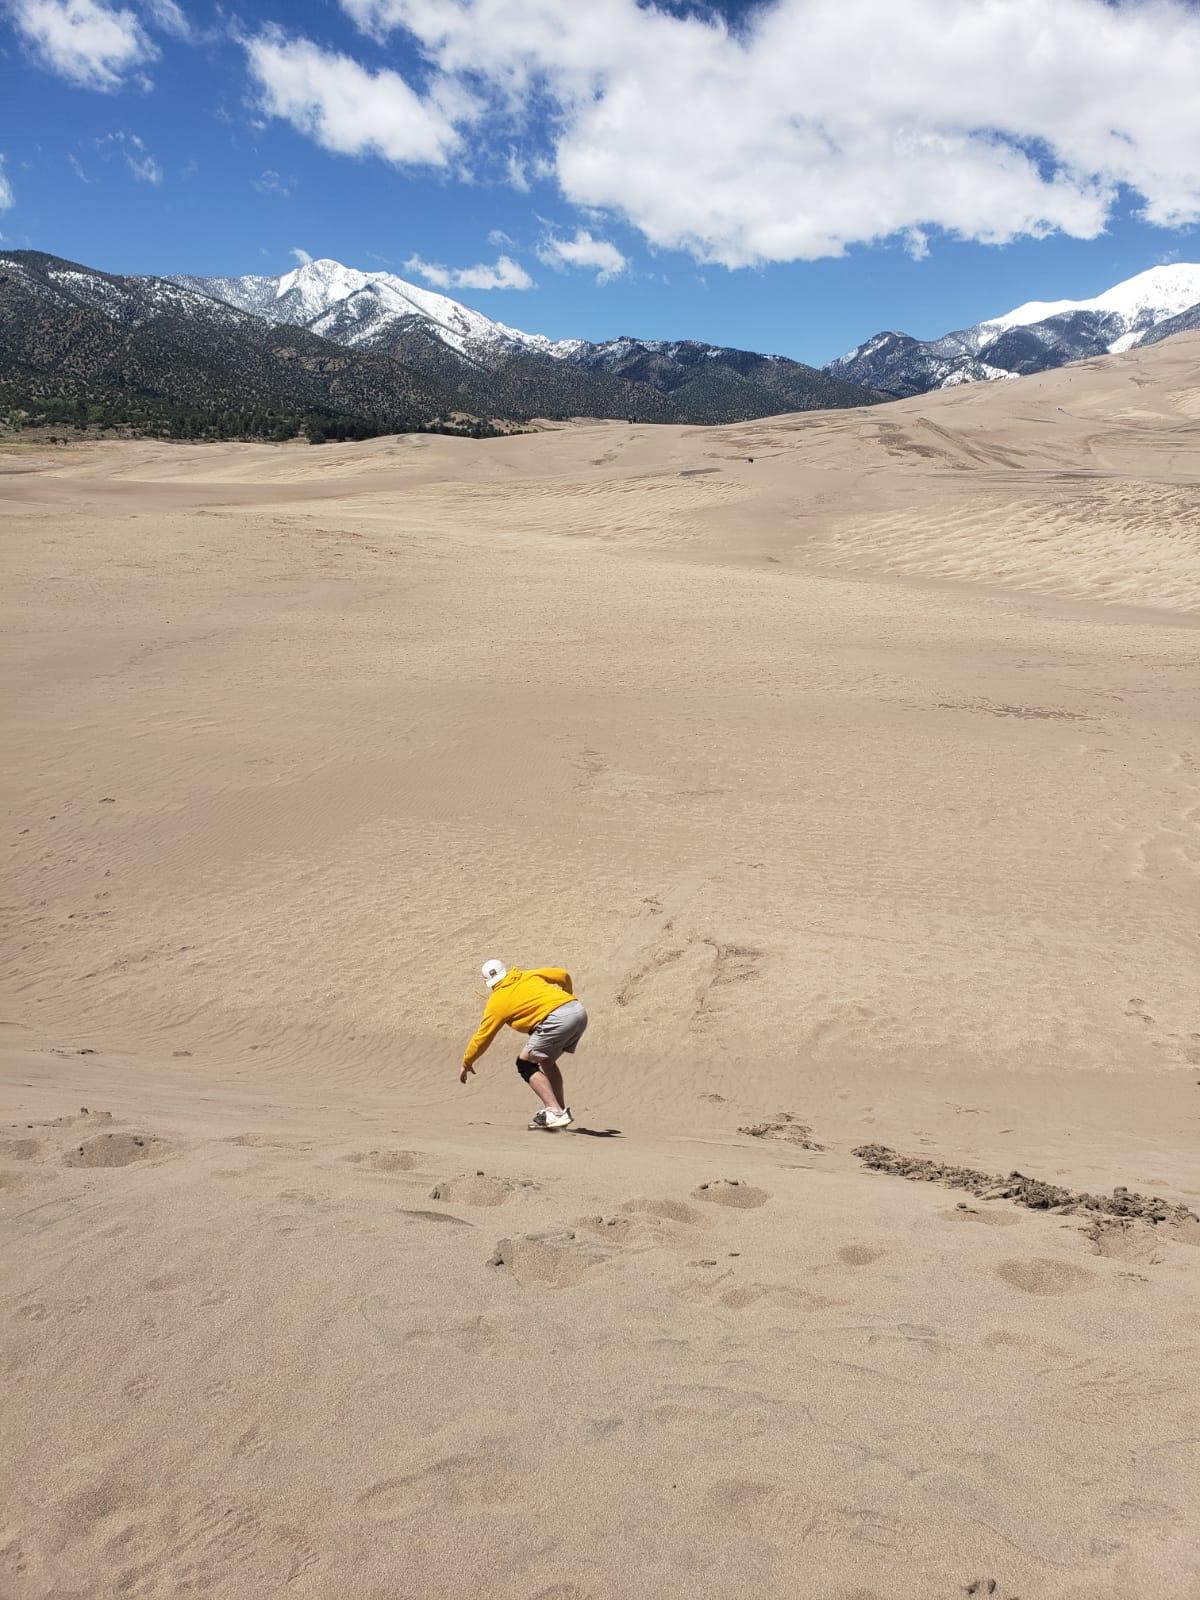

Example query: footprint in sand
[994,1257,1096,1295]
[836,1243,887,1266]
[0,1137,43,1161]
[488,1230,611,1288]
[692,1179,768,1209]
[64,1131,163,1168]
[430,1172,538,1206]
[701,1477,793,1533]
[144,1271,183,1293]
[340,1149,424,1174]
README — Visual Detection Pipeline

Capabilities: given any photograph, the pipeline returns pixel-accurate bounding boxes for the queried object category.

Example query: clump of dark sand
[738,1112,823,1149]
[692,1179,769,1209]
[64,1132,161,1169]
[852,1144,1196,1226]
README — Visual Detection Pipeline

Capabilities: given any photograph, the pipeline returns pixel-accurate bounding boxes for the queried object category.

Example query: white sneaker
[530,1108,571,1130]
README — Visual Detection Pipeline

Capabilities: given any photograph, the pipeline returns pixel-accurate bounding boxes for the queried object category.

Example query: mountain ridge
[4,249,1197,441]
[0,250,482,441]
[171,258,881,424]
[826,263,1200,397]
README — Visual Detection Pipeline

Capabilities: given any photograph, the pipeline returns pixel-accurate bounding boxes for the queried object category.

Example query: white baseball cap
[481,959,507,989]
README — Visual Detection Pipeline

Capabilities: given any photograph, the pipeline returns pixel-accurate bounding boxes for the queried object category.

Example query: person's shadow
[569,1126,623,1138]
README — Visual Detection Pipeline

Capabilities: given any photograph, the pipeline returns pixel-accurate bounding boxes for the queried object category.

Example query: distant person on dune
[459,961,587,1130]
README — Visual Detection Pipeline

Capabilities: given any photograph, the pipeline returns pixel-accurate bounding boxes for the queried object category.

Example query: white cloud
[244,29,461,169]
[125,143,160,184]
[97,129,161,183]
[334,0,1200,266]
[67,151,91,182]
[403,252,534,290]
[253,168,292,197]
[537,228,627,283]
[141,0,187,38]
[290,247,314,266]
[0,158,13,210]
[10,0,155,91]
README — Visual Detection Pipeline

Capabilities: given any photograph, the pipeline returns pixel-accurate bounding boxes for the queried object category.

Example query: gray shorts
[525,1000,588,1062]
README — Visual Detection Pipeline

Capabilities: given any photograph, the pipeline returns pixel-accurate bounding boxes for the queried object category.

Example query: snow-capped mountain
[981,264,1200,353]
[0,249,467,438]
[23,256,248,329]
[0,249,878,437]
[179,256,1199,414]
[8,249,1193,443]
[173,259,572,360]
[169,258,877,422]
[826,264,1200,398]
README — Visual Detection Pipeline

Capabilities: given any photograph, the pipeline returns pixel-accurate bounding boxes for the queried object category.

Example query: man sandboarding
[459,960,588,1130]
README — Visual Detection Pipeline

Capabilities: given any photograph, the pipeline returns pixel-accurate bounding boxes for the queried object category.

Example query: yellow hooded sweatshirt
[462,968,576,1068]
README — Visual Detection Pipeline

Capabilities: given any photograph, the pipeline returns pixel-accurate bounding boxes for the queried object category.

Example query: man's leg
[518,1051,564,1113]
[544,1060,566,1109]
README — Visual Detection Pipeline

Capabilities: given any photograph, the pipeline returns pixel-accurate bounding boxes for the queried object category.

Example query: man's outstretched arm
[460,1001,504,1082]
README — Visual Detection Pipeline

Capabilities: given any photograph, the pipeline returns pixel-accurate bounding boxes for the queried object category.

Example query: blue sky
[1,0,1197,365]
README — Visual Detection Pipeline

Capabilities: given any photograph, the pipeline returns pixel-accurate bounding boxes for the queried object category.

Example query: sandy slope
[2,334,1199,1599]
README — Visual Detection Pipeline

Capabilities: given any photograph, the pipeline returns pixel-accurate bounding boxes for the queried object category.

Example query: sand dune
[2,335,1199,1598]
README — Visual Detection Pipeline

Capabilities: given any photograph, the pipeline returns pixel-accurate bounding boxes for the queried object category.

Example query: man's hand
[459,1062,475,1085]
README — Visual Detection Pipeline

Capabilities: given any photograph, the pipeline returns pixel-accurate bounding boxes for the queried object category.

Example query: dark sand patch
[738,1111,823,1149]
[0,1137,43,1161]
[837,1243,886,1266]
[854,1144,1196,1225]
[487,1231,610,1288]
[64,1132,162,1169]
[995,1258,1096,1296]
[431,1172,537,1207]
[693,1179,768,1209]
